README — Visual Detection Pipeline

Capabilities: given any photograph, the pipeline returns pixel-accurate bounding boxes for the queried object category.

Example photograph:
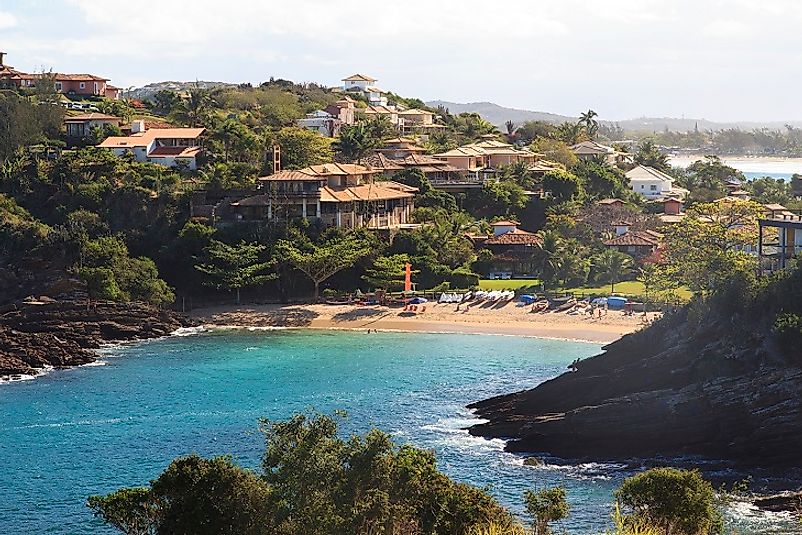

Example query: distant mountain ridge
[125,81,239,100]
[428,100,802,132]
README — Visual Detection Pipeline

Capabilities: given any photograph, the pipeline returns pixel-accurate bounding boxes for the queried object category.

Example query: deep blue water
[0,330,795,534]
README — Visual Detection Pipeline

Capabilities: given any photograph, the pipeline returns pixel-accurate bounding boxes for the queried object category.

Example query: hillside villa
[297,97,356,137]
[0,52,119,99]
[570,140,631,165]
[64,113,121,139]
[472,220,542,278]
[225,163,417,229]
[98,120,205,170]
[603,221,663,260]
[341,74,389,107]
[626,165,689,200]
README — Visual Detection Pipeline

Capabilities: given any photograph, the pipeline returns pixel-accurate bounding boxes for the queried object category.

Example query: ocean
[0,330,795,533]
[669,156,802,181]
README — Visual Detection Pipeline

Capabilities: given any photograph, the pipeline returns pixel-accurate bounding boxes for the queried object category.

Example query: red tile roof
[604,231,661,247]
[485,229,541,246]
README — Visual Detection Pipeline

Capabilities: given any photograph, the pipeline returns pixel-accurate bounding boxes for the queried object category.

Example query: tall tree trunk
[314,281,320,302]
[236,287,241,305]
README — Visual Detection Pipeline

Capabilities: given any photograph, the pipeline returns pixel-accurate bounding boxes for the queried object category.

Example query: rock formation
[0,300,194,377]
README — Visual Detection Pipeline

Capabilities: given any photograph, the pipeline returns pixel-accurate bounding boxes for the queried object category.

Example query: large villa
[204,163,417,229]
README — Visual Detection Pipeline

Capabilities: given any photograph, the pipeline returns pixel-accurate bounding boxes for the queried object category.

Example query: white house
[626,165,688,200]
[98,120,204,170]
[298,110,340,137]
[342,74,388,106]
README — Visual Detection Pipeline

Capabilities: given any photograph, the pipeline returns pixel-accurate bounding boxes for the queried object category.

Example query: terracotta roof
[398,108,433,116]
[98,127,204,148]
[491,220,520,226]
[597,198,625,205]
[485,229,541,246]
[659,198,684,204]
[64,113,120,122]
[320,182,415,203]
[22,72,109,82]
[343,74,377,82]
[604,231,661,247]
[258,163,374,182]
[571,140,616,155]
[362,154,405,171]
[470,140,514,149]
[360,105,397,115]
[764,203,788,212]
[436,146,487,157]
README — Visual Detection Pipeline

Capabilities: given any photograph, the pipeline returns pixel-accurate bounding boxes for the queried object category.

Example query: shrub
[524,486,569,535]
[615,468,723,535]
[772,312,802,350]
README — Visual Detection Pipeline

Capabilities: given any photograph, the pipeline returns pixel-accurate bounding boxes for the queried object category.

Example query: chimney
[131,120,146,134]
[0,52,5,67]
[613,221,631,237]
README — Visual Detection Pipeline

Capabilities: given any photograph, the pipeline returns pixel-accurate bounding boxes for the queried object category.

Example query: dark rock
[0,300,195,378]
[522,457,543,467]
[468,309,802,469]
[753,492,802,512]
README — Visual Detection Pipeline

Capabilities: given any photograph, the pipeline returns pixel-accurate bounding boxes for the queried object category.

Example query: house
[603,221,663,259]
[64,113,121,139]
[571,140,617,161]
[597,198,626,208]
[0,52,26,89]
[229,163,416,229]
[298,110,341,137]
[434,146,489,180]
[359,105,403,129]
[396,155,463,184]
[375,137,427,159]
[398,108,443,134]
[341,74,389,106]
[98,120,205,170]
[657,198,686,224]
[626,165,688,200]
[758,212,802,272]
[479,221,542,278]
[324,97,356,126]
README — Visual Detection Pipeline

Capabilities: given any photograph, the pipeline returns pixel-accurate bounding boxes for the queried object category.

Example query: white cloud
[0,11,17,29]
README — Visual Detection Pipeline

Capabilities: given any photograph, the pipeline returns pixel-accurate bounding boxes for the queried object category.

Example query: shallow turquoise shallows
[0,330,792,534]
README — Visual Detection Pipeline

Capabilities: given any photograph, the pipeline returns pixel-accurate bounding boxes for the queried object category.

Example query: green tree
[524,486,569,535]
[335,123,377,163]
[594,249,635,293]
[543,169,584,204]
[634,140,670,172]
[664,200,763,295]
[87,488,161,535]
[277,235,371,299]
[150,90,182,116]
[172,86,211,127]
[274,127,333,169]
[210,119,261,164]
[363,254,411,290]
[579,109,599,139]
[533,230,564,288]
[615,468,723,535]
[195,240,275,304]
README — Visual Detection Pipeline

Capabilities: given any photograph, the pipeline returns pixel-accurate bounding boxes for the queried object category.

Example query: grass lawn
[478,279,693,301]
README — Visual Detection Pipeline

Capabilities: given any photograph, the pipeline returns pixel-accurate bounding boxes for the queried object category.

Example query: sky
[2,0,802,122]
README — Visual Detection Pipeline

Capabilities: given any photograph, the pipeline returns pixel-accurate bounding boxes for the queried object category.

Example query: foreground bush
[88,412,516,535]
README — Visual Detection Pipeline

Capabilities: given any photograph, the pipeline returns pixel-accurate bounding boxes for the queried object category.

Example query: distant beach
[191,302,658,344]
[669,156,802,179]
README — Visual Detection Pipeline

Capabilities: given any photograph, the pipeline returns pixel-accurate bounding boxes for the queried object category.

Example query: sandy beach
[190,302,660,344]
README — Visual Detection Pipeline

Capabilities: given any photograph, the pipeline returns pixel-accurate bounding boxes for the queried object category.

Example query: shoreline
[190,303,659,344]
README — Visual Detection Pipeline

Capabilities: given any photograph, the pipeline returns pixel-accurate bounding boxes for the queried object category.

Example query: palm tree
[505,120,517,142]
[175,87,211,127]
[578,109,599,139]
[534,230,564,288]
[634,140,670,171]
[334,124,376,163]
[594,249,634,293]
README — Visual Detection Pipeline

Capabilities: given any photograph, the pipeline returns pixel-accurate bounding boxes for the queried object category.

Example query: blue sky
[2,0,801,122]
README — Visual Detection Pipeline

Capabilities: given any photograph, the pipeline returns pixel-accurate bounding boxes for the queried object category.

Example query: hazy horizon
[4,0,802,123]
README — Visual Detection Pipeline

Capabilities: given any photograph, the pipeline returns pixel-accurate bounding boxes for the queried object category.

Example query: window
[79,82,85,89]
[650,185,658,191]
[54,82,62,91]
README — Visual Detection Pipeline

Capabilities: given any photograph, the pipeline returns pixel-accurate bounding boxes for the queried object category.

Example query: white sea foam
[172,325,208,337]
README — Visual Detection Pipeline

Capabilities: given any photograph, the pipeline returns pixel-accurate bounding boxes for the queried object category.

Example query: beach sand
[190,302,660,344]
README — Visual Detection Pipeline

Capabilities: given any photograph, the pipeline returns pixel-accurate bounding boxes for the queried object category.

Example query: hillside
[428,100,802,132]
[469,267,802,468]
[427,100,572,126]
[125,81,239,100]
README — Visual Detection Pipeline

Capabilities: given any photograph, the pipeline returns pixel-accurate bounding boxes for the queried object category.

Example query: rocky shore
[468,307,802,469]
[0,300,194,377]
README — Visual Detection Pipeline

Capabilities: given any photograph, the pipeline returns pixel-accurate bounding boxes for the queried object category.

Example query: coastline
[190,302,658,344]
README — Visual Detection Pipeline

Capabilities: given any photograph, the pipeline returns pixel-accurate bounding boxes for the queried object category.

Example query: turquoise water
[0,330,794,534]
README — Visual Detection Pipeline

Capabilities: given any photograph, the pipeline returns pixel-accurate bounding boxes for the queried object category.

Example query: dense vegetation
[88,412,728,535]
[0,75,797,308]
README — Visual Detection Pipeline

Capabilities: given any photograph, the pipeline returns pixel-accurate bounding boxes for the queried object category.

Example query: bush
[615,468,723,535]
[524,486,569,535]
[773,313,802,350]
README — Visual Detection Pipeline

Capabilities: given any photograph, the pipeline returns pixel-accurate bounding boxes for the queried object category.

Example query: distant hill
[125,81,239,101]
[427,101,573,126]
[428,100,802,133]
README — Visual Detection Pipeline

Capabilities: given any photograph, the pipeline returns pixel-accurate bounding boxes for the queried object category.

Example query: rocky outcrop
[0,300,194,377]
[468,307,802,468]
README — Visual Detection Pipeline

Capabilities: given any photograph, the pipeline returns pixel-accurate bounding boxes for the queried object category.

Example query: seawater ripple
[0,330,797,534]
